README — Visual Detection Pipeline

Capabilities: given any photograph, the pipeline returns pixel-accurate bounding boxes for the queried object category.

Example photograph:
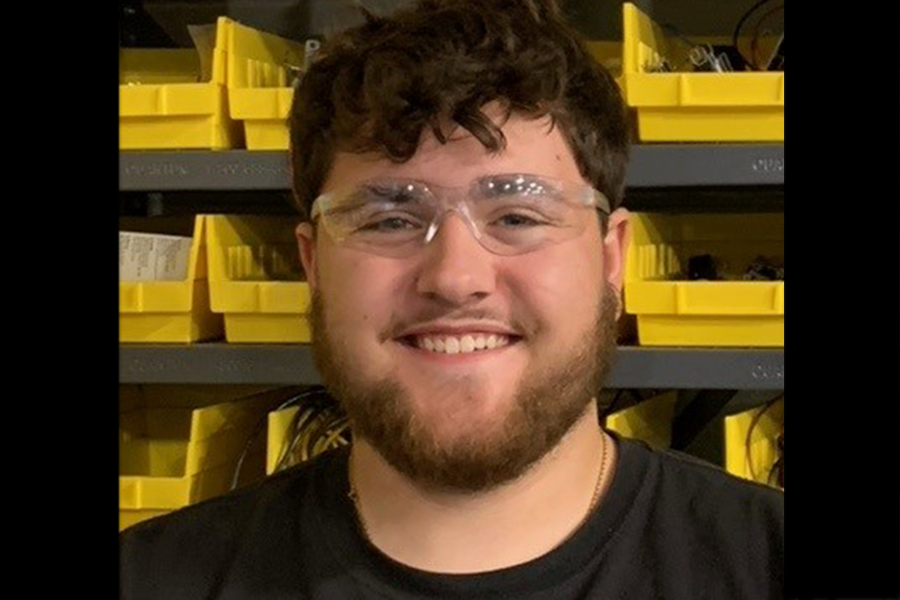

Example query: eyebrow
[357,181,429,205]
[474,174,565,200]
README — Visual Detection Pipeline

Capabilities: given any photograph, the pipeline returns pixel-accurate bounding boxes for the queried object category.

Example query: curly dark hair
[289,0,630,229]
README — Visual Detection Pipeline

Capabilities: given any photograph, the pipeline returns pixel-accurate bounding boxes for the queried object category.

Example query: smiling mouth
[397,333,523,356]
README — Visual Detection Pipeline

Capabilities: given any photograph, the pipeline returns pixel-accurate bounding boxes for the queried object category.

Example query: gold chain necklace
[348,432,609,544]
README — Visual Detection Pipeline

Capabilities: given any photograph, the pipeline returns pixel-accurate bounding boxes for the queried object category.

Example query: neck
[349,401,618,574]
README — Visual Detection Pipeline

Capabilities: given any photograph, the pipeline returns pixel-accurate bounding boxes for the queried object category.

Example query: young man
[120,1,784,597]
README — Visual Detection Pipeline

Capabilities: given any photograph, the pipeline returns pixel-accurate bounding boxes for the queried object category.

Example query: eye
[493,213,545,228]
[357,216,421,232]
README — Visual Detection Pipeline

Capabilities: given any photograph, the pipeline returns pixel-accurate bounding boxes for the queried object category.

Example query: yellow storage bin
[605,391,677,449]
[724,396,784,488]
[206,215,311,343]
[120,17,243,150]
[267,405,301,475]
[625,212,784,347]
[120,216,223,343]
[227,24,306,150]
[622,3,784,141]
[119,386,294,530]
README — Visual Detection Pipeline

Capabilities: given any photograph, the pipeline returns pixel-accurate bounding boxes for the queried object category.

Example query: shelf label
[751,157,784,174]
[751,362,784,381]
[123,163,189,177]
[206,163,289,177]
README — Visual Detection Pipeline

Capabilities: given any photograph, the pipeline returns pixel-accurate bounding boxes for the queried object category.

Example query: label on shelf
[119,231,192,281]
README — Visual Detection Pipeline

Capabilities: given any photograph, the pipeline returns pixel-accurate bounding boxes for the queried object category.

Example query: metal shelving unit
[119,344,784,390]
[119,145,784,191]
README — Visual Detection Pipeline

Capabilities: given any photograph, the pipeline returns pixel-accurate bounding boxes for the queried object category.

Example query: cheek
[318,251,400,338]
[509,246,603,338]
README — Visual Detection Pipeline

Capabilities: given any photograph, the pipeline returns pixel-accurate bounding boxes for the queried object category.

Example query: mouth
[395,333,524,362]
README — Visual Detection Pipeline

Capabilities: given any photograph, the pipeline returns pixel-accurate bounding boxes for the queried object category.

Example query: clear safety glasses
[310,173,610,258]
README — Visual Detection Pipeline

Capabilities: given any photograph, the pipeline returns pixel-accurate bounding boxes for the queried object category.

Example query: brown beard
[308,284,619,493]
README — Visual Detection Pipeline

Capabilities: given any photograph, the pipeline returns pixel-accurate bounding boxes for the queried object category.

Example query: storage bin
[227,22,305,150]
[625,212,784,347]
[622,3,784,141]
[724,397,784,488]
[206,215,311,343]
[120,216,223,343]
[119,18,241,150]
[119,386,296,530]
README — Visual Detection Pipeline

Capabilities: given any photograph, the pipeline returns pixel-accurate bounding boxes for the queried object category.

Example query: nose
[415,211,497,304]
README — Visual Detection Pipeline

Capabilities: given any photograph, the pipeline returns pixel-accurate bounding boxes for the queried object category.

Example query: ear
[296,222,318,293]
[601,208,631,318]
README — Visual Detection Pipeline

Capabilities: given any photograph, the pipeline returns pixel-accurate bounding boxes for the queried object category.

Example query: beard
[308,284,619,494]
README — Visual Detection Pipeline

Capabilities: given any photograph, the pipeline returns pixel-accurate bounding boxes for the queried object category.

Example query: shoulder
[612,439,784,597]
[122,458,310,537]
[635,441,784,544]
[656,445,783,512]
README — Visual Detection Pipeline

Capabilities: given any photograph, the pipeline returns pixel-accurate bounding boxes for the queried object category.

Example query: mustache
[382,307,532,342]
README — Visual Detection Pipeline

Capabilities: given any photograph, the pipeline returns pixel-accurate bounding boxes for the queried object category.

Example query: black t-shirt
[120,434,784,599]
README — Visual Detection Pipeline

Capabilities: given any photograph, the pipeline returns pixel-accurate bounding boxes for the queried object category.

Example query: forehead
[322,112,586,192]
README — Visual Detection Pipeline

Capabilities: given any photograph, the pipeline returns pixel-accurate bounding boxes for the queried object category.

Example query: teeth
[412,333,514,354]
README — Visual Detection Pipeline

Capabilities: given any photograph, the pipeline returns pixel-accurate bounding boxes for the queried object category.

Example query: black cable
[273,387,345,474]
[744,393,784,482]
[768,429,784,487]
[273,400,318,474]
[230,386,331,490]
[229,415,267,491]
[732,0,779,70]
[599,389,626,422]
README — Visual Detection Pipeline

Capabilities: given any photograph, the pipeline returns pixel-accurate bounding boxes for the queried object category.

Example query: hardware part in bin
[708,45,750,72]
[287,39,323,88]
[648,23,747,74]
[689,45,730,72]
[744,256,784,281]
[688,254,720,281]
[685,255,739,281]
[686,255,783,281]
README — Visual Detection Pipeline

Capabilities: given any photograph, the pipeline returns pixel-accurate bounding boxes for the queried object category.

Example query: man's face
[296,111,630,493]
